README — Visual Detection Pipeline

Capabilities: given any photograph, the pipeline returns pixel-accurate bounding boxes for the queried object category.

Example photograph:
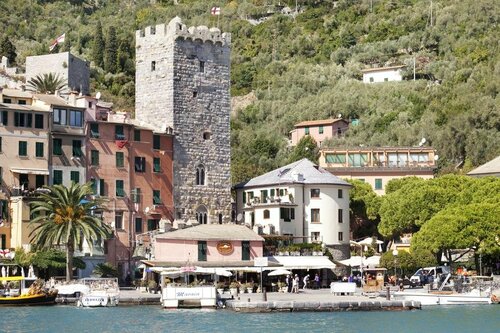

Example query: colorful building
[289,118,349,147]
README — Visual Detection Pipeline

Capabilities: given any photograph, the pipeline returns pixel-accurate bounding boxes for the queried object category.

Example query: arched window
[196,164,205,185]
[218,213,223,224]
[196,205,208,224]
[263,209,270,219]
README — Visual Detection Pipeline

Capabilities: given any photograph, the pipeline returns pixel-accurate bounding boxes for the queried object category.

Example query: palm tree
[29,182,112,281]
[26,73,66,94]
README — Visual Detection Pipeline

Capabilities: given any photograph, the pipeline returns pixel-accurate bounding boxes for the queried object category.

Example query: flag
[211,7,221,15]
[49,33,66,52]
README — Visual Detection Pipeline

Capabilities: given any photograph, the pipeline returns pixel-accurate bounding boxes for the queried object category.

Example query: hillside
[0,0,498,184]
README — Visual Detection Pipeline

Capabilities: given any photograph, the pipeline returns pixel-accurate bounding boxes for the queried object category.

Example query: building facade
[135,17,232,226]
[319,147,437,195]
[234,159,352,260]
[361,65,405,83]
[289,118,349,147]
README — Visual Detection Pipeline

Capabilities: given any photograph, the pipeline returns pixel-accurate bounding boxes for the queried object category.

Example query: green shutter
[135,218,143,233]
[153,190,161,205]
[91,150,99,165]
[72,140,82,157]
[147,219,156,231]
[18,141,27,156]
[99,179,105,196]
[116,152,124,167]
[153,135,160,149]
[132,188,141,203]
[116,180,124,197]
[134,129,141,141]
[115,125,124,140]
[53,139,62,155]
[198,241,207,261]
[53,170,63,185]
[375,178,383,190]
[70,171,80,184]
[90,123,99,138]
[242,241,250,260]
[153,158,161,172]
[35,142,44,157]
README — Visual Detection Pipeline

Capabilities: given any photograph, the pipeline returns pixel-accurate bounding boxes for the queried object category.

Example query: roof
[467,155,500,177]
[268,256,336,270]
[1,88,33,99]
[235,158,351,189]
[143,260,281,270]
[154,224,264,241]
[34,94,76,108]
[0,103,49,112]
[294,118,346,128]
[361,65,406,73]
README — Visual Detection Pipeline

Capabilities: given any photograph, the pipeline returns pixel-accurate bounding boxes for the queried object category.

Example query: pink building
[289,118,349,147]
[148,224,264,268]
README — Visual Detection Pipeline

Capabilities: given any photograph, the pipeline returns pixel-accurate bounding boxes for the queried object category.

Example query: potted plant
[229,281,239,296]
[245,282,255,293]
[148,280,158,293]
[138,279,147,293]
[216,282,226,294]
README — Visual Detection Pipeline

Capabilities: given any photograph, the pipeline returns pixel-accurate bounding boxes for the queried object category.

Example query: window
[88,101,93,108]
[116,180,124,197]
[0,137,2,153]
[116,152,124,168]
[2,98,11,103]
[135,157,146,172]
[131,188,141,203]
[72,140,82,157]
[311,232,320,242]
[153,190,161,205]
[91,150,99,166]
[53,108,67,125]
[359,179,365,182]
[260,190,268,203]
[348,153,368,167]
[153,158,161,173]
[311,189,320,198]
[1,111,7,125]
[338,232,344,241]
[369,77,374,83]
[69,110,83,127]
[70,171,80,184]
[280,207,294,222]
[99,179,105,196]
[18,141,27,156]
[325,153,346,164]
[338,209,343,223]
[203,132,211,140]
[311,208,320,223]
[135,218,142,233]
[305,127,309,135]
[34,114,44,129]
[18,100,26,105]
[242,241,250,261]
[35,174,44,188]
[14,112,32,128]
[115,125,125,140]
[384,78,389,82]
[134,129,141,141]
[151,61,156,71]
[35,142,44,157]
[90,123,99,138]
[319,125,324,134]
[198,241,207,261]
[147,219,158,231]
[338,189,343,198]
[53,170,63,185]
[53,139,62,156]
[196,164,205,185]
[263,210,270,219]
[375,178,383,190]
[199,61,205,73]
[115,212,123,230]
[153,135,160,150]
[192,91,198,98]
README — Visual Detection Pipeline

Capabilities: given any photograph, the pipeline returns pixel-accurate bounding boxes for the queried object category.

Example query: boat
[0,265,57,306]
[56,277,120,307]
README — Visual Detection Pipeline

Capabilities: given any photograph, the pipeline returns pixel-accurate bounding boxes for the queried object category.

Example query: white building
[234,158,352,260]
[361,65,405,83]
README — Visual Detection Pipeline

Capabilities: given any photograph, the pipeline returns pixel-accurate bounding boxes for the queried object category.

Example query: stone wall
[135,17,232,224]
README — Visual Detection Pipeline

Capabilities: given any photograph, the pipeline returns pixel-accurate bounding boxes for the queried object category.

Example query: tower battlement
[136,17,231,47]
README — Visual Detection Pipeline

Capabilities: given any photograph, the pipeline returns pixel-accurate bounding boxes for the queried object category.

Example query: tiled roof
[467,155,500,176]
[1,88,33,98]
[34,94,75,107]
[294,118,346,128]
[361,65,406,73]
[154,224,264,241]
[235,158,351,188]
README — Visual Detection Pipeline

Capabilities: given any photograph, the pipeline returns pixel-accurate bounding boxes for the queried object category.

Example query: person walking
[314,273,320,289]
[303,274,310,290]
[292,274,299,293]
[286,274,292,293]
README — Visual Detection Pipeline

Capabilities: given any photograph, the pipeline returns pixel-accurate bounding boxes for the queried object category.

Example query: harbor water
[1,305,499,333]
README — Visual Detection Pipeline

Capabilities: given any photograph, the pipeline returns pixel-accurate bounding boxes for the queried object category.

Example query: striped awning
[10,168,49,175]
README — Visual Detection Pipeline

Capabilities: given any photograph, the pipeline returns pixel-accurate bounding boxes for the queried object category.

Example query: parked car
[410,266,450,287]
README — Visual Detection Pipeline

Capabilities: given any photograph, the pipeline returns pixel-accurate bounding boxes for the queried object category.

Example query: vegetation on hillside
[0,0,498,183]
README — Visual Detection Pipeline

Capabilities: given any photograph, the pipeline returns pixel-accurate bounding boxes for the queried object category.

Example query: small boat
[56,277,119,307]
[0,266,56,306]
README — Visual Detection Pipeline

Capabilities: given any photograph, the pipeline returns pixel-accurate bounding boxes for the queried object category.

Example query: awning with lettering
[10,168,49,175]
[267,256,336,270]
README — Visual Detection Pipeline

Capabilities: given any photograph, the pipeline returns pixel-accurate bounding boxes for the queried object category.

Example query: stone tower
[135,17,232,225]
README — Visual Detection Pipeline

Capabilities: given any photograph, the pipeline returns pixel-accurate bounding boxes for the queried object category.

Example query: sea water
[1,305,499,333]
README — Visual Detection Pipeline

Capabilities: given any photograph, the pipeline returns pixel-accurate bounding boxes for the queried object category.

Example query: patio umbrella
[339,256,363,267]
[268,269,292,276]
[365,255,381,267]
[214,268,233,277]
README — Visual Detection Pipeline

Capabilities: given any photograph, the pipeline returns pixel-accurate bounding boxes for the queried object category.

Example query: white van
[410,266,450,286]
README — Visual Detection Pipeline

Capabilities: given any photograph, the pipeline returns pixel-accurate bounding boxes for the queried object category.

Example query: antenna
[434,155,439,161]
[96,91,101,100]
[419,138,426,147]
[337,113,342,119]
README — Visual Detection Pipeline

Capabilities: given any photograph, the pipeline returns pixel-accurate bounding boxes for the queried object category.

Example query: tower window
[192,91,197,98]
[196,164,205,186]
[199,61,205,73]
[203,132,211,140]
[151,61,156,71]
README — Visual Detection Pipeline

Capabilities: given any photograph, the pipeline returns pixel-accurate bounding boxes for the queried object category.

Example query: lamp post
[392,249,399,277]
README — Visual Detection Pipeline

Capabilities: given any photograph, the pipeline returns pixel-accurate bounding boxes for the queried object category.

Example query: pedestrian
[314,273,320,289]
[303,274,310,290]
[292,274,299,293]
[286,274,292,293]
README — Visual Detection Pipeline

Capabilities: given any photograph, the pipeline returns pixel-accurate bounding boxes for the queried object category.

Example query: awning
[10,168,49,175]
[267,256,336,270]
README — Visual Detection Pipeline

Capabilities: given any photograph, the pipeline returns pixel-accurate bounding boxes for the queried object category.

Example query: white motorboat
[393,289,493,305]
[57,277,120,307]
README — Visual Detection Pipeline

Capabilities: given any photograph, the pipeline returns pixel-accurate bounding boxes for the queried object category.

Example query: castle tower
[135,17,232,225]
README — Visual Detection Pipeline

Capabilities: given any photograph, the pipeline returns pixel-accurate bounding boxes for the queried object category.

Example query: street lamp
[392,249,399,277]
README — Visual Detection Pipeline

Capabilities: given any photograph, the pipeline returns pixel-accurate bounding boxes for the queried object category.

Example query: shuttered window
[242,241,250,261]
[198,241,207,261]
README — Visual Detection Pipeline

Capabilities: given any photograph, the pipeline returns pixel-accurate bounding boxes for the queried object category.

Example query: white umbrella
[268,269,292,276]
[357,237,384,246]
[214,268,232,277]
[365,255,381,267]
[28,265,35,278]
[339,256,363,267]
[1,266,5,286]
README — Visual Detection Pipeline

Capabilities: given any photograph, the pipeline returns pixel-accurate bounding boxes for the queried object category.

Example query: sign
[216,241,234,255]
[254,257,268,267]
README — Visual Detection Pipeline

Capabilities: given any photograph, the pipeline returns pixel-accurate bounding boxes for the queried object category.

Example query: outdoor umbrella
[268,269,292,276]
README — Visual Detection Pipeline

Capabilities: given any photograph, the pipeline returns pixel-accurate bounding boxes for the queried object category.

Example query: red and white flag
[211,7,221,15]
[49,33,66,52]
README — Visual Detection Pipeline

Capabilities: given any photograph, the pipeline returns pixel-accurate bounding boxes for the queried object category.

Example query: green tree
[0,36,17,64]
[61,33,71,52]
[92,263,119,278]
[92,21,105,68]
[104,26,118,73]
[288,136,319,164]
[29,182,111,281]
[26,73,66,94]
[347,179,381,239]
